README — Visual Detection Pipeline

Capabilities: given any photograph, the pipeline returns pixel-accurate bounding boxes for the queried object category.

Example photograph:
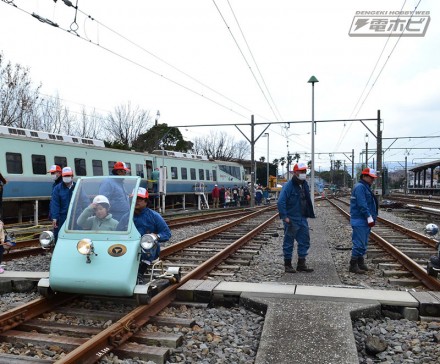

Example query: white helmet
[425,223,439,236]
[93,195,110,207]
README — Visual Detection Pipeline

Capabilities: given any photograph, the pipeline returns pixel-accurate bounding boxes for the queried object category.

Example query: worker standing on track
[51,167,76,243]
[349,167,378,274]
[277,162,315,273]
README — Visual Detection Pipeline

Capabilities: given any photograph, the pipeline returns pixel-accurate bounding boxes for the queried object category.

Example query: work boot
[349,258,366,274]
[284,259,296,273]
[297,258,314,273]
[358,256,369,271]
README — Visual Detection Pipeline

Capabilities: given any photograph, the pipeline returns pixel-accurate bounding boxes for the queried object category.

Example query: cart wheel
[38,285,55,298]
[135,292,152,305]
[173,271,182,283]
[427,262,439,278]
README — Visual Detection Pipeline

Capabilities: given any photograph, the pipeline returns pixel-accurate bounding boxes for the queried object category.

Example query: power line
[1,0,273,123]
[212,0,280,122]
[226,0,284,122]
[333,0,422,152]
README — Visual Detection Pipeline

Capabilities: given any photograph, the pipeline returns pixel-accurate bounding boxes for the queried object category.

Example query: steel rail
[54,209,279,364]
[0,294,77,332]
[327,199,440,290]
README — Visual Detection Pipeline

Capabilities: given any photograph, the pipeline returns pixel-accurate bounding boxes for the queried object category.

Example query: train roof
[152,150,209,160]
[0,125,105,147]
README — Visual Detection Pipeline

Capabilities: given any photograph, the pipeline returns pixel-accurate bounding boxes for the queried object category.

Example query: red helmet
[361,168,378,178]
[113,161,130,172]
[293,162,307,172]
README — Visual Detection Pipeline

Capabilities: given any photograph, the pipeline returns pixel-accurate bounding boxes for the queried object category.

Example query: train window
[31,154,47,175]
[108,161,116,174]
[17,129,25,135]
[74,158,87,176]
[30,131,39,137]
[171,167,178,180]
[72,138,79,143]
[56,135,64,141]
[219,165,241,180]
[190,168,196,180]
[8,128,17,134]
[199,169,204,180]
[136,164,144,178]
[181,167,188,180]
[49,134,56,140]
[92,160,103,176]
[206,169,210,181]
[125,162,132,176]
[54,156,67,168]
[6,152,23,174]
[212,170,217,182]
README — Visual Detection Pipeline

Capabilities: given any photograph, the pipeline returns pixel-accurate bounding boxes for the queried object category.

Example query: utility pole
[351,149,355,189]
[250,115,255,207]
[404,155,408,195]
[376,109,383,196]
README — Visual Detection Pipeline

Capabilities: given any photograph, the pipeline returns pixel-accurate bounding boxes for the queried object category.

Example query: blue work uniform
[277,177,315,260]
[98,178,129,221]
[48,176,63,220]
[50,182,76,242]
[350,179,378,257]
[134,207,171,262]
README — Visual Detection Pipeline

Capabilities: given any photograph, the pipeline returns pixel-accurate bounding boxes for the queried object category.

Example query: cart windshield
[66,176,140,233]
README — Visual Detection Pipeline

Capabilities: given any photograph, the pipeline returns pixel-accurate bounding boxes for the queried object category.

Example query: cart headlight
[39,231,54,249]
[140,233,157,250]
[77,238,93,255]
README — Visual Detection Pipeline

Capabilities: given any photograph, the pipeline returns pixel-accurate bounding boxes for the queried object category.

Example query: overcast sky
[1,0,439,173]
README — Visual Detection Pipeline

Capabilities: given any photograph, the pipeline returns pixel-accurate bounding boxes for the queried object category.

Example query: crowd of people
[211,184,271,208]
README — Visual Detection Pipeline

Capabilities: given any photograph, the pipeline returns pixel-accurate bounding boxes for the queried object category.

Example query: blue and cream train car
[0,126,245,218]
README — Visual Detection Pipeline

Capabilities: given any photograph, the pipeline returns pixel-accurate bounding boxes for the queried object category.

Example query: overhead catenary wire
[1,0,273,124]
[332,0,422,153]
[212,0,280,123]
[61,0,274,124]
[226,0,284,123]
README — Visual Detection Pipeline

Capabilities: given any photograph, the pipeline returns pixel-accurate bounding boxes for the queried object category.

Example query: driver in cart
[119,187,171,282]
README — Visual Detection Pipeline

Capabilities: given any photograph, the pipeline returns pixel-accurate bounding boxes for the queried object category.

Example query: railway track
[0,206,279,363]
[328,198,440,290]
[1,207,258,262]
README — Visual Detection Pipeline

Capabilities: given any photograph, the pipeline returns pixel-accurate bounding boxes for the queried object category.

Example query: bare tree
[0,52,41,127]
[39,94,65,133]
[234,139,250,161]
[105,102,152,148]
[192,131,250,161]
[72,107,106,140]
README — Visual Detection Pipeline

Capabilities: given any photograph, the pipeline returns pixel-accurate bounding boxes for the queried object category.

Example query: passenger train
[0,126,246,218]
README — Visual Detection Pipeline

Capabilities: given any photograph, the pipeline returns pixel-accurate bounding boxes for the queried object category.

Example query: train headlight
[39,231,54,249]
[140,234,157,250]
[77,239,94,255]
